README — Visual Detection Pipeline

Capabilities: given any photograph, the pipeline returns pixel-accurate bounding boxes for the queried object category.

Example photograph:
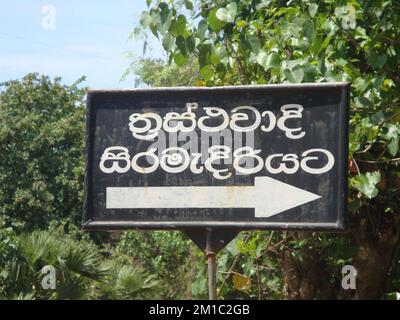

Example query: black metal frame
[82,82,350,232]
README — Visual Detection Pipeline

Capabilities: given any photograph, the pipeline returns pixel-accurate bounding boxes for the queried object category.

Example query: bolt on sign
[82,83,349,231]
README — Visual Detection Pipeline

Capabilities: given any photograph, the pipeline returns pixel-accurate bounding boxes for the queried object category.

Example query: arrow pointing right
[106,176,321,218]
[251,176,321,217]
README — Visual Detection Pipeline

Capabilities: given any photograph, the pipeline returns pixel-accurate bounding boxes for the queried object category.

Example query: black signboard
[83,83,349,231]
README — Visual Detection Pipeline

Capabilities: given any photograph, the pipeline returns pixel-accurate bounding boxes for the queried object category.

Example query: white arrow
[106,177,321,218]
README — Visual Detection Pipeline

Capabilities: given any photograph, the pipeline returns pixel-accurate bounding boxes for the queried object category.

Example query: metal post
[206,228,217,300]
[186,228,238,300]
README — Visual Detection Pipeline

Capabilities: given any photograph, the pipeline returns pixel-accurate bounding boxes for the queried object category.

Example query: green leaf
[216,63,227,79]
[173,52,188,66]
[184,0,193,10]
[170,15,187,37]
[200,65,214,81]
[186,36,195,53]
[226,3,238,22]
[198,44,212,68]
[226,240,240,256]
[216,8,228,22]
[152,4,172,35]
[354,96,373,109]
[302,20,316,41]
[257,51,279,70]
[174,34,195,56]
[308,4,318,17]
[214,45,228,61]
[348,199,362,214]
[256,0,272,10]
[197,19,208,41]
[353,171,381,199]
[283,64,304,83]
[385,124,400,156]
[236,20,247,28]
[176,35,187,55]
[304,64,318,81]
[385,124,399,140]
[244,34,260,53]
[42,191,54,202]
[162,33,173,51]
[149,22,158,37]
[216,3,237,23]
[291,65,304,83]
[388,139,399,156]
[139,12,152,28]
[368,52,387,70]
[158,2,170,24]
[208,8,224,32]
[256,51,268,67]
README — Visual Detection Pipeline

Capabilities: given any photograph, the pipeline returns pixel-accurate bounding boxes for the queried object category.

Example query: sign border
[82,83,349,231]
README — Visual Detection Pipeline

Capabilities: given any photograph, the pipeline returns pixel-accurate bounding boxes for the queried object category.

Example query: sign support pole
[184,228,238,300]
[206,228,217,300]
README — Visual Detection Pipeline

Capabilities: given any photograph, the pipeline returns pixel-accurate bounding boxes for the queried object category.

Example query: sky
[0,0,164,88]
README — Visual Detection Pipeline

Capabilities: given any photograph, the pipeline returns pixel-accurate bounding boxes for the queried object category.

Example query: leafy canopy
[138,0,400,203]
[0,73,86,230]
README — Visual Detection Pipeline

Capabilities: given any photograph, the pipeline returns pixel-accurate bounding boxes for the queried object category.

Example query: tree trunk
[351,208,400,299]
[281,232,335,299]
[280,208,400,300]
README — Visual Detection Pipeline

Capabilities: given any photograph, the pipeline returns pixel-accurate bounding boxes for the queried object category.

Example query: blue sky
[0,0,164,88]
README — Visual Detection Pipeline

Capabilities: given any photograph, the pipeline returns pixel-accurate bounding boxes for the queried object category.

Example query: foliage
[0,74,164,300]
[117,231,199,299]
[0,73,86,231]
[0,217,19,277]
[192,231,286,299]
[131,58,200,87]
[133,0,400,299]
[0,225,161,300]
[95,255,162,300]
[138,0,400,175]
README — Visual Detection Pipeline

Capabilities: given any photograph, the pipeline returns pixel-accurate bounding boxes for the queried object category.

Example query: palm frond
[60,246,108,281]
[98,259,162,300]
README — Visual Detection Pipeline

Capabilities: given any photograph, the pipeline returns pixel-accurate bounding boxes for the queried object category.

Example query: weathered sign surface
[83,83,349,230]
